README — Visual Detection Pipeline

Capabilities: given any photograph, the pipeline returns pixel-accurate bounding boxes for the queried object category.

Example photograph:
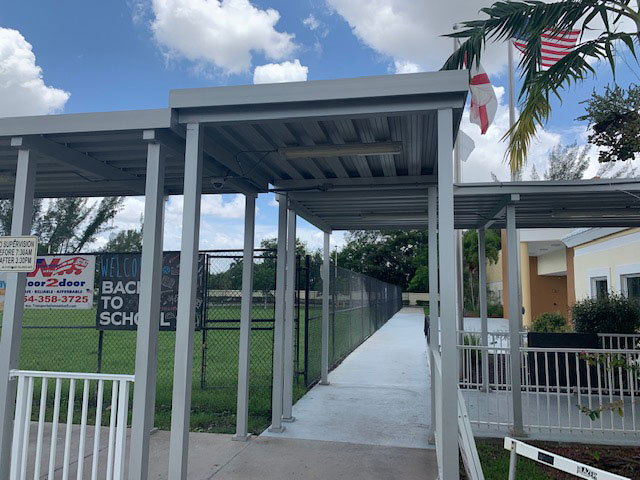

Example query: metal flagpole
[453,35,465,344]
[507,40,524,330]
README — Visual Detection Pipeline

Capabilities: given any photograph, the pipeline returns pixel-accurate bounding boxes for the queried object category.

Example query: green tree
[337,230,428,290]
[578,84,640,163]
[102,228,143,252]
[462,229,501,312]
[0,197,124,253]
[530,143,590,180]
[444,0,640,174]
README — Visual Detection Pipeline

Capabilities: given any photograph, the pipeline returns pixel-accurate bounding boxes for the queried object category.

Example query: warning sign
[0,236,38,272]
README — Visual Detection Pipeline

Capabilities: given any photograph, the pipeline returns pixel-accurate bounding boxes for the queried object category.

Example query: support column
[0,147,36,476]
[269,194,287,432]
[129,140,166,479]
[506,204,525,436]
[282,206,296,422]
[427,185,439,445]
[478,228,489,392]
[234,194,256,441]
[437,108,459,480]
[168,123,203,479]
[320,231,331,385]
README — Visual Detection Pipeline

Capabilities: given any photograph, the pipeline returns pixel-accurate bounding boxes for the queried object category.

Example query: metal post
[269,194,287,432]
[437,108,459,480]
[506,204,525,436]
[303,255,310,386]
[427,185,439,445]
[168,123,203,479]
[129,140,166,480]
[478,229,489,392]
[97,331,104,373]
[0,147,36,476]
[508,440,518,480]
[320,231,330,385]
[234,194,256,441]
[282,207,296,422]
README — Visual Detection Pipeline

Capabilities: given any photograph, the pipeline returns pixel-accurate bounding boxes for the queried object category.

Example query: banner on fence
[96,252,204,330]
[8,255,97,309]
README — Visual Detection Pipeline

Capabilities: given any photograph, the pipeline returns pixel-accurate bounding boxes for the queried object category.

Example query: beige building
[487,227,640,327]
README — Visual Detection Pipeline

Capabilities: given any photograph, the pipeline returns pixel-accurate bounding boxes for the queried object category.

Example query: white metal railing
[458,345,640,437]
[458,331,640,351]
[599,333,640,350]
[9,370,134,480]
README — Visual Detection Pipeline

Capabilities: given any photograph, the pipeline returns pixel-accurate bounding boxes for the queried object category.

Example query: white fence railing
[9,370,134,480]
[458,331,640,351]
[458,345,640,438]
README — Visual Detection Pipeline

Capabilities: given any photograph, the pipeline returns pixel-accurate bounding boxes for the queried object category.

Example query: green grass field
[1,300,395,435]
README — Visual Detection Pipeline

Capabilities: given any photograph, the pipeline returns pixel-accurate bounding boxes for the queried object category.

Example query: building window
[591,276,608,299]
[622,274,640,302]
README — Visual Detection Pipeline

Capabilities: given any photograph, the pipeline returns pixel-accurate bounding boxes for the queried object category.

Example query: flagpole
[453,33,465,347]
[507,38,524,330]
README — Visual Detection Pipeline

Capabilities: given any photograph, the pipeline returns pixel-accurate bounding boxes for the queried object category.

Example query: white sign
[0,236,38,272]
[23,255,95,309]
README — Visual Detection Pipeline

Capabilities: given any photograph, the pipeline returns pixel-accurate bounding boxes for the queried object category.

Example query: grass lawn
[2,302,381,435]
[2,305,306,435]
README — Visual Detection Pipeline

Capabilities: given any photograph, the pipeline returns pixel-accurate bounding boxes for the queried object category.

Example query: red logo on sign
[28,257,89,277]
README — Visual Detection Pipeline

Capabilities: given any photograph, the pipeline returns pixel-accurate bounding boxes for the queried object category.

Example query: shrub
[532,312,570,333]
[572,293,640,334]
[487,302,504,318]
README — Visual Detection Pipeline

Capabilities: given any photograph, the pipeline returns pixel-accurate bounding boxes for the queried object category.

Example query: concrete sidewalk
[263,307,433,449]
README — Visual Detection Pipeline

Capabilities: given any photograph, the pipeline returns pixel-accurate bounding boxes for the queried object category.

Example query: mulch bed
[531,441,640,479]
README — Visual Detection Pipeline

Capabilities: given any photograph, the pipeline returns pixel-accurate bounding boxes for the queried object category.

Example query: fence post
[303,255,310,386]
[427,185,439,445]
[97,331,104,374]
[320,232,330,385]
[506,203,525,436]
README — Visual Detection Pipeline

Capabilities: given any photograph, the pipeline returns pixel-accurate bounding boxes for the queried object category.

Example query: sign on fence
[96,252,204,330]
[25,255,96,309]
[0,236,38,272]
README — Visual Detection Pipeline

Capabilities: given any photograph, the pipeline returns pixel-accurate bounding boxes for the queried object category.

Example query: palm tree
[443,0,640,174]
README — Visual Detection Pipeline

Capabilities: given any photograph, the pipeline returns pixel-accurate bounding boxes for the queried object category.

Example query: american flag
[513,28,580,69]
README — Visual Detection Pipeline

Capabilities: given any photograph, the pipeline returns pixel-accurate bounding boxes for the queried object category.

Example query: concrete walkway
[263,307,433,449]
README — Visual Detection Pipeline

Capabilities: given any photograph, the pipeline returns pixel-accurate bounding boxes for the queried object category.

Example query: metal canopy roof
[282,178,640,231]
[1,69,640,233]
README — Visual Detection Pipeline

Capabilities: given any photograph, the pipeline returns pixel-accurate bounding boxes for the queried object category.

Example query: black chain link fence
[1,250,402,434]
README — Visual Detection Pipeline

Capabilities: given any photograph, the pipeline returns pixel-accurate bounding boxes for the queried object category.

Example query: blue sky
[1,0,639,251]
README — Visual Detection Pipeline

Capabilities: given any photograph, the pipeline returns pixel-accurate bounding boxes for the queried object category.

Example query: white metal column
[478,228,489,392]
[427,185,439,445]
[437,108,459,480]
[320,231,331,385]
[234,194,256,441]
[269,194,287,432]
[168,123,204,479]
[506,204,524,435]
[282,207,296,422]
[129,139,166,479]
[0,146,36,476]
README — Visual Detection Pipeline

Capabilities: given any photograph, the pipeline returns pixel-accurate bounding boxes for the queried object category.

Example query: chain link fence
[1,250,402,434]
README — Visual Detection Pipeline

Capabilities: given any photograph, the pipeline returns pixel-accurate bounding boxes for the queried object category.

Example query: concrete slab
[212,436,438,480]
[262,308,433,449]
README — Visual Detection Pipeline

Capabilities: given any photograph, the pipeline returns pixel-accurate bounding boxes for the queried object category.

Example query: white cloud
[0,28,70,117]
[253,59,308,84]
[461,86,563,182]
[147,0,297,74]
[303,14,320,31]
[394,60,420,74]
[326,0,509,74]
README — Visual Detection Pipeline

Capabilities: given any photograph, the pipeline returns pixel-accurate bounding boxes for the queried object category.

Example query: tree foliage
[578,84,640,163]
[530,142,590,180]
[443,0,640,174]
[0,197,124,254]
[102,228,143,252]
[337,230,427,291]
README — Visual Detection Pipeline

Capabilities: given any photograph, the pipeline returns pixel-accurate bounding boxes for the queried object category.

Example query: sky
[1,0,639,252]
